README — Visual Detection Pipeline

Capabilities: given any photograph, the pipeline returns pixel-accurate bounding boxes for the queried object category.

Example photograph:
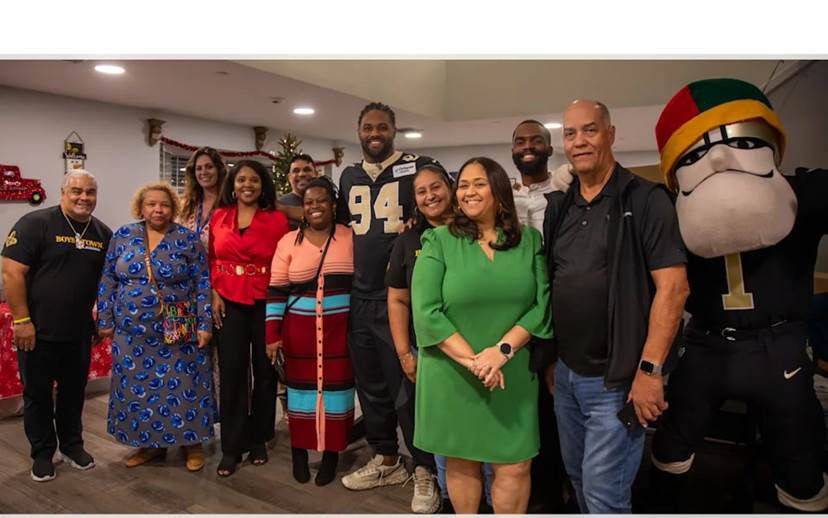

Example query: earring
[231,191,236,200]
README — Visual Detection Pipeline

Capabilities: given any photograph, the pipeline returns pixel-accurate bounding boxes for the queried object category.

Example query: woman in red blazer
[209,159,289,477]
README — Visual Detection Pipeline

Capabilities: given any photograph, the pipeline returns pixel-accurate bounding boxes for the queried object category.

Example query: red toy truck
[0,165,46,205]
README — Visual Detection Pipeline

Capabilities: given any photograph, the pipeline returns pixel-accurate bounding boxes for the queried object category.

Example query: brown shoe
[125,447,166,468]
[184,444,205,472]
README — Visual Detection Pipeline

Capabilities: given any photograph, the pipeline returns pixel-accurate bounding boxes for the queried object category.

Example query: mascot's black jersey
[686,168,828,329]
[339,152,443,299]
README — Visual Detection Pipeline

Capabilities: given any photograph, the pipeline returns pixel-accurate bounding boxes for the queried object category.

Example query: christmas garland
[160,136,337,166]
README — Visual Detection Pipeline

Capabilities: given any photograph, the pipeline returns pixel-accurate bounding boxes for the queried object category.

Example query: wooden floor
[0,392,412,514]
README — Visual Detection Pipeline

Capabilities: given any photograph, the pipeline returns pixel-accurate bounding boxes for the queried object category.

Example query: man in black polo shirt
[1,170,112,482]
[541,100,689,513]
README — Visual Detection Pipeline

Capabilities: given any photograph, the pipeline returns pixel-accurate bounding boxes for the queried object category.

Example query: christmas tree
[272,132,303,195]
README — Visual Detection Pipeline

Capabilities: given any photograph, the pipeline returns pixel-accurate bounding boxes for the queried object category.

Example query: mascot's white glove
[550,163,575,192]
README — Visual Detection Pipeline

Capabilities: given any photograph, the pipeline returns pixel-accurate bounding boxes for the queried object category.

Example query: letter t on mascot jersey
[648,78,828,513]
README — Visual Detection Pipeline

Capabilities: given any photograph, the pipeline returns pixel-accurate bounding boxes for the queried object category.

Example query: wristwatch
[639,360,663,376]
[499,342,514,361]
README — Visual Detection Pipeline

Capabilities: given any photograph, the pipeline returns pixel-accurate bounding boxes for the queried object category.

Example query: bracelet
[13,316,32,325]
[398,351,414,362]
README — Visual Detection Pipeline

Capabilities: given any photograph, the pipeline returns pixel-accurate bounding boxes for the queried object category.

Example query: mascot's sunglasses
[676,120,781,170]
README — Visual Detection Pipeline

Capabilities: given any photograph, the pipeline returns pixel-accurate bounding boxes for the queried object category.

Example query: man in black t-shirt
[338,102,442,514]
[1,170,112,482]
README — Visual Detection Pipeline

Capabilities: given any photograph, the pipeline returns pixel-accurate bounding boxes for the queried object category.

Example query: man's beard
[361,138,394,163]
[512,149,551,178]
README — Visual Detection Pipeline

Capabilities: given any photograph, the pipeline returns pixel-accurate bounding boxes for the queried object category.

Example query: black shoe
[292,447,310,483]
[60,447,95,470]
[217,454,242,477]
[315,450,338,486]
[249,443,268,466]
[440,498,454,514]
[31,456,56,482]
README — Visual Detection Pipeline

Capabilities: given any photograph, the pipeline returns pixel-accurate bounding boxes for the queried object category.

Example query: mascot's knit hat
[655,78,787,191]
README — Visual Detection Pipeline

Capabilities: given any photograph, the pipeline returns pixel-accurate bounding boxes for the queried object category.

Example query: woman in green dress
[411,156,553,514]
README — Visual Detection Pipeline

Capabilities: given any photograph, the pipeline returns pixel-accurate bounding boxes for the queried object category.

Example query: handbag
[275,231,334,382]
[143,224,198,345]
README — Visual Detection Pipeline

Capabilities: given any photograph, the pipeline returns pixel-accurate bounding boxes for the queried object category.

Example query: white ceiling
[0,59,794,152]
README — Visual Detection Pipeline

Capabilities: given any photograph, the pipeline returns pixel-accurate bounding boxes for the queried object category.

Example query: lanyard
[196,203,212,236]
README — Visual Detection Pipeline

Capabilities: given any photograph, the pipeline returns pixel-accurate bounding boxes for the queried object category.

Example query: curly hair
[218,159,277,210]
[448,157,522,251]
[180,146,227,222]
[131,182,181,221]
[358,101,396,128]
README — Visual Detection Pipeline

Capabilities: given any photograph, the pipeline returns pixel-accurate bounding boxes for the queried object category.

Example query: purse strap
[143,223,160,291]
[142,223,168,318]
[285,229,334,312]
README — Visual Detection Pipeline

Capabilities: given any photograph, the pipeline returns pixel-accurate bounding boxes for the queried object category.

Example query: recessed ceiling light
[95,64,125,75]
[404,132,422,139]
[293,107,315,115]
[544,122,562,130]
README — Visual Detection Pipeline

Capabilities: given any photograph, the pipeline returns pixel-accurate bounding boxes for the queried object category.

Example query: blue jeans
[434,454,493,505]
[554,360,645,514]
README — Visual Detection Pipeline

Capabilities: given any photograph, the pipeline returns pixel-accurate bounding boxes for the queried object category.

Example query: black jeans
[531,382,569,511]
[17,337,91,460]
[348,297,434,469]
[217,298,277,456]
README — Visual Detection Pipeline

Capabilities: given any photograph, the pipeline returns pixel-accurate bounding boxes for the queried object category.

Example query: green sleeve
[411,228,457,348]
[516,227,554,339]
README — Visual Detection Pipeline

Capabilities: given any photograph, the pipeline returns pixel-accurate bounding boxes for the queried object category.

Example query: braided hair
[295,176,350,244]
[358,101,396,128]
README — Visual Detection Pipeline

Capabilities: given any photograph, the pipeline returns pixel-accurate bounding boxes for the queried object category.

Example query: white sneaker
[341,454,409,490]
[410,465,441,514]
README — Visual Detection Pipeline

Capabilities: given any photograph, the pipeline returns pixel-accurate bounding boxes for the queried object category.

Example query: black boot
[292,447,310,483]
[315,450,339,486]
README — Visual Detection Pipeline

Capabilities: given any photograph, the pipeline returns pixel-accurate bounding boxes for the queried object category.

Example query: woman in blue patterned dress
[97,182,214,472]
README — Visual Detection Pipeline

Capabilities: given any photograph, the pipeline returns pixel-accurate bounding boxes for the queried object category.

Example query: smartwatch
[639,360,663,376]
[499,342,514,360]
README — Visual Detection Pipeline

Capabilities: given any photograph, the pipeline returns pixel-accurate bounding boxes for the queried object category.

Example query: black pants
[530,381,569,511]
[16,337,91,460]
[652,321,826,500]
[217,298,277,456]
[349,297,434,469]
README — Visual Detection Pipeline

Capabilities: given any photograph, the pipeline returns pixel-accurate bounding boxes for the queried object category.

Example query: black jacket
[535,164,680,388]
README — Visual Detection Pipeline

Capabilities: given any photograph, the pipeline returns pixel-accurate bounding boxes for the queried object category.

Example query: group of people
[2,77,827,514]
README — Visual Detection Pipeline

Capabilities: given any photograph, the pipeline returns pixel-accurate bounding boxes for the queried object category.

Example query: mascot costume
[648,78,828,511]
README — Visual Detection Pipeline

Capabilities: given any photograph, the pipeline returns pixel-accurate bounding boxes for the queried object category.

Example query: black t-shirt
[339,152,443,299]
[386,219,432,291]
[385,219,433,349]
[278,191,303,230]
[687,168,828,329]
[2,206,112,342]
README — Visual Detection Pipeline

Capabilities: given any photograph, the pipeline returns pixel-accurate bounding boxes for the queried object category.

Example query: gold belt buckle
[235,264,244,276]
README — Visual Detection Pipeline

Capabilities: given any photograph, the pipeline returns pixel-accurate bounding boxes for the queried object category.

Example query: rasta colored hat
[655,78,787,191]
